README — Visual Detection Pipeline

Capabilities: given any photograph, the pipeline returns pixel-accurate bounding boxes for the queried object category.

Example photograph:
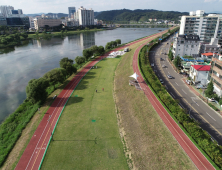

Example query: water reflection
[68,32,95,50]
[0,28,167,123]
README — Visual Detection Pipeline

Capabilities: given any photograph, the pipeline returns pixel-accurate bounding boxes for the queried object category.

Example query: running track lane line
[132,39,215,169]
[15,30,169,170]
[24,71,87,170]
[16,59,101,170]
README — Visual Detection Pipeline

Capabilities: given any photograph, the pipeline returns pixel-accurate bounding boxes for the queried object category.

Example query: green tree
[105,42,112,51]
[26,78,49,104]
[205,80,214,98]
[21,33,28,39]
[168,49,173,61]
[173,56,181,69]
[83,49,93,60]
[116,39,121,45]
[75,56,85,65]
[59,57,77,75]
[98,46,105,54]
[43,68,66,88]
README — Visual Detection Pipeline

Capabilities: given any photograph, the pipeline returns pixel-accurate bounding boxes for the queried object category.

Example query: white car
[162,65,167,68]
[167,75,173,79]
[208,98,215,102]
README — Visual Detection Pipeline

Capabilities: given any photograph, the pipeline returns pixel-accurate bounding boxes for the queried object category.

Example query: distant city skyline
[0,0,221,14]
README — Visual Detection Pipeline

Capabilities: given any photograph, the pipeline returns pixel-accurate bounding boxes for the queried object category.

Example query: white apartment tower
[0,5,14,17]
[179,10,222,44]
[74,6,94,26]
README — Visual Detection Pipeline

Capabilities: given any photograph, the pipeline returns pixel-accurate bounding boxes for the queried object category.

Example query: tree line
[96,9,188,22]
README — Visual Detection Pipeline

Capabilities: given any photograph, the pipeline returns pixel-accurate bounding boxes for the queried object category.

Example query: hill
[95,9,188,22]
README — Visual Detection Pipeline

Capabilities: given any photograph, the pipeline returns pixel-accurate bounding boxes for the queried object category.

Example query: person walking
[102,88,104,91]
[96,89,97,93]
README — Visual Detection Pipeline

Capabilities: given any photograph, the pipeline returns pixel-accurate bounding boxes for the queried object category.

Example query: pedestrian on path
[96,89,97,93]
[102,88,104,91]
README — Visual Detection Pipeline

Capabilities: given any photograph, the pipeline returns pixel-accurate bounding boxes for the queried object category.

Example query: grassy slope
[114,40,197,169]
[41,58,128,169]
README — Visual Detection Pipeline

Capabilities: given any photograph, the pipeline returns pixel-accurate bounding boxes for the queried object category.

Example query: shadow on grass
[45,96,84,108]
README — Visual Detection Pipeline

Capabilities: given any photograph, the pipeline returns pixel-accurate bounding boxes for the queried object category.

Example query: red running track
[132,31,215,170]
[15,32,165,170]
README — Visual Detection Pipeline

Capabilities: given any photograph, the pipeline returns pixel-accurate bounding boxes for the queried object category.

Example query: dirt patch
[113,41,196,170]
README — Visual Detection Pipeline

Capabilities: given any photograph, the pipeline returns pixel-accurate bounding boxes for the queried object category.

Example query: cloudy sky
[0,0,221,14]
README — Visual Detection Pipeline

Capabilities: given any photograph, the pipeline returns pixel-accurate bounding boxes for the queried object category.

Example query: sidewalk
[182,78,222,116]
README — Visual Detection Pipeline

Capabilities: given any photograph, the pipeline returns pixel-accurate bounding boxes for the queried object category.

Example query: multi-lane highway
[149,36,222,145]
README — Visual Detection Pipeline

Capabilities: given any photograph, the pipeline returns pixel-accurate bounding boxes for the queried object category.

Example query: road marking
[170,92,175,98]
[191,97,199,106]
[182,89,187,94]
[179,103,185,109]
[206,112,216,121]
[175,82,179,86]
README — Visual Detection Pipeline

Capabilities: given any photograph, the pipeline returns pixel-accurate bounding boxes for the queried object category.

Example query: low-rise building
[34,17,62,30]
[172,34,200,58]
[189,65,211,84]
[199,38,221,54]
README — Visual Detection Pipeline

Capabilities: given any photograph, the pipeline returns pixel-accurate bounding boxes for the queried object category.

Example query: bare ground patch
[114,42,197,170]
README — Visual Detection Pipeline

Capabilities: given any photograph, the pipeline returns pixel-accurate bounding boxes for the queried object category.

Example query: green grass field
[41,58,128,170]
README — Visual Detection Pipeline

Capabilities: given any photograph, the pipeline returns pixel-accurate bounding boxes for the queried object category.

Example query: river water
[0,27,167,123]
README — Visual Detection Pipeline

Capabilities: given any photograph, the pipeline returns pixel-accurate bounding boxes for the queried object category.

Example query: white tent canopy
[129,72,139,80]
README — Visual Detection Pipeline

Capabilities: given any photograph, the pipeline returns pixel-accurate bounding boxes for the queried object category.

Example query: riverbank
[0,28,104,50]
[28,28,104,39]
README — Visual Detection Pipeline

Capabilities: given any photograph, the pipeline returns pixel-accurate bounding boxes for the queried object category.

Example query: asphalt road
[149,36,222,145]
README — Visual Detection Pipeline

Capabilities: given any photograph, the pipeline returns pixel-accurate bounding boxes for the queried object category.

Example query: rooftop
[191,65,211,71]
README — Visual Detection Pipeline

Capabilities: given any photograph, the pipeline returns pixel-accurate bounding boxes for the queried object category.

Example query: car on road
[207,98,215,102]
[167,75,173,79]
[162,65,167,68]
[159,79,164,84]
[186,80,192,85]
[165,53,167,55]
[196,84,207,89]
[151,63,154,66]
[160,58,164,61]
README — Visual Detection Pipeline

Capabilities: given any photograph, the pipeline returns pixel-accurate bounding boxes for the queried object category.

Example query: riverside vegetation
[139,28,222,168]
[0,39,122,167]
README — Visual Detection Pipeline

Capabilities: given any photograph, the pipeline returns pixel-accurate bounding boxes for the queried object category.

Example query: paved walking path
[132,34,215,170]
[15,32,165,170]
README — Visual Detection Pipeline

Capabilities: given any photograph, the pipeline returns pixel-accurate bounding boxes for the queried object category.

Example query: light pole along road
[149,36,222,145]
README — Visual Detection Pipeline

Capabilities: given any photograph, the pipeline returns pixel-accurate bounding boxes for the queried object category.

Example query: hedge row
[139,31,222,168]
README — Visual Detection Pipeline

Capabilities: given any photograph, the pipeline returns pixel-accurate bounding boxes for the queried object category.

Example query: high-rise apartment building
[179,10,222,44]
[0,5,14,17]
[68,7,76,18]
[74,6,94,26]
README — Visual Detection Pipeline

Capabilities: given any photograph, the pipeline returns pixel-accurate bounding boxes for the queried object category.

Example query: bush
[208,103,219,111]
[0,101,40,166]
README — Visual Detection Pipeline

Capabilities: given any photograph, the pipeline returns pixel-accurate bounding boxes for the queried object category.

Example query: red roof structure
[191,65,211,71]
[201,52,214,56]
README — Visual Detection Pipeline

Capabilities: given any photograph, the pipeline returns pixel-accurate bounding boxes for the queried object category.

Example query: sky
[0,0,221,14]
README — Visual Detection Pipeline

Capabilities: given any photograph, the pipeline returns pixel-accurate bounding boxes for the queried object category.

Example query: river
[0,27,167,123]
